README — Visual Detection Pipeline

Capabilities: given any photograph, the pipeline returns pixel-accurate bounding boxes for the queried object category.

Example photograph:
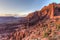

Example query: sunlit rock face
[0,3,60,40]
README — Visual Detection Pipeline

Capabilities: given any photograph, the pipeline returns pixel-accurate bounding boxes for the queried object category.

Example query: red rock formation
[0,3,60,40]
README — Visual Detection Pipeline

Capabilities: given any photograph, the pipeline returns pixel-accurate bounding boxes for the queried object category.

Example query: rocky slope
[0,11,60,40]
[0,3,60,40]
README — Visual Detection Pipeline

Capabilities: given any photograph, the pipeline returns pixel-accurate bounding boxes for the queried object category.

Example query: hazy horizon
[0,0,60,17]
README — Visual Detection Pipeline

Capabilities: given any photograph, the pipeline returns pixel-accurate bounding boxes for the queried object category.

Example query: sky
[0,0,60,17]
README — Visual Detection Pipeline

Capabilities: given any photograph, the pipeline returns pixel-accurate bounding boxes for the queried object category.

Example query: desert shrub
[43,32,49,38]
[42,24,48,31]
[47,29,51,34]
[43,27,47,31]
[56,24,60,30]
[50,21,55,27]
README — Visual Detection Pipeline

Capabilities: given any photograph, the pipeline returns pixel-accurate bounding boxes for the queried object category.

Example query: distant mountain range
[0,13,27,17]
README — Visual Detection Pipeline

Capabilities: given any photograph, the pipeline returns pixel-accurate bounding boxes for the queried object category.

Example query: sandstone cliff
[0,3,60,40]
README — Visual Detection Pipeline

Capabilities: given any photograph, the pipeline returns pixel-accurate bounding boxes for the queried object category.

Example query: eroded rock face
[0,3,60,40]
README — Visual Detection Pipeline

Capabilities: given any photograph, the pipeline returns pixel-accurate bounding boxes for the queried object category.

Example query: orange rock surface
[0,3,60,40]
